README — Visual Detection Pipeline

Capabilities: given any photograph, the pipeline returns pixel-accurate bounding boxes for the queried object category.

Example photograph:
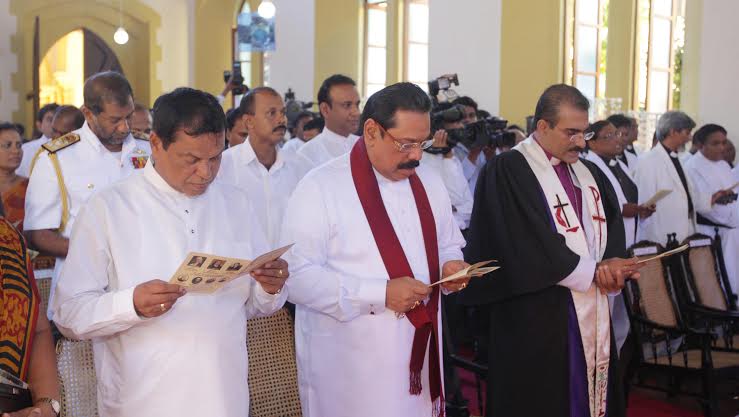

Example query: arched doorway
[39,28,124,107]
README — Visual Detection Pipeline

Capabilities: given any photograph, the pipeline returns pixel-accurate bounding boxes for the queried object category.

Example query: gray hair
[655,111,696,141]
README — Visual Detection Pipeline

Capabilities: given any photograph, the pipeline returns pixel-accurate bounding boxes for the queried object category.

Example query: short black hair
[585,120,613,141]
[606,114,632,129]
[303,117,325,132]
[83,71,134,114]
[53,105,85,130]
[317,74,356,107]
[152,87,225,149]
[533,84,590,127]
[693,123,727,145]
[453,96,478,111]
[37,103,60,122]
[359,82,432,134]
[0,122,20,136]
[239,86,280,115]
[13,123,25,137]
[225,107,244,131]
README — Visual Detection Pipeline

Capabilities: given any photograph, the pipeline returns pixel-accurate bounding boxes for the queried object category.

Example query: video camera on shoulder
[223,61,249,96]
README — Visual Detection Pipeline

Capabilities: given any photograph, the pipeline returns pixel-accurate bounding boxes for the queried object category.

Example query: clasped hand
[594,257,642,294]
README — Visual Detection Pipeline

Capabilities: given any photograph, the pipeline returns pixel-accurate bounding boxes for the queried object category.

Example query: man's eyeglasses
[377,124,433,153]
[568,131,596,142]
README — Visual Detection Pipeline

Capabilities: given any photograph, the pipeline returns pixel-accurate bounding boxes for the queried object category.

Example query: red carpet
[456,366,706,417]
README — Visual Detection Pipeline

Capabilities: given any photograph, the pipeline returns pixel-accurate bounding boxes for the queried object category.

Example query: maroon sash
[350,138,443,412]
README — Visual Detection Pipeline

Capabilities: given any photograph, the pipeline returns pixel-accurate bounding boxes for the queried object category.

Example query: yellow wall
[604,0,637,105]
[9,0,162,131]
[499,0,566,126]
[680,0,702,116]
[313,0,364,99]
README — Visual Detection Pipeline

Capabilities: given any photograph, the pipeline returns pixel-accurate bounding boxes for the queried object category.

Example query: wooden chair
[246,308,302,417]
[624,240,739,417]
[673,234,739,352]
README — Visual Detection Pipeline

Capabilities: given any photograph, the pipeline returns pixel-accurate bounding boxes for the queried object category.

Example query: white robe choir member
[296,126,359,169]
[218,138,307,246]
[685,152,739,294]
[281,143,465,417]
[25,122,151,317]
[52,161,287,417]
[635,143,712,245]
[419,151,474,230]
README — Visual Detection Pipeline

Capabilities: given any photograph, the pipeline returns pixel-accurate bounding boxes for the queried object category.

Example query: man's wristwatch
[35,397,61,416]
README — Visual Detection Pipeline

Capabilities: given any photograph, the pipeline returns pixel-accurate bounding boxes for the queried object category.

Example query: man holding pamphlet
[282,83,470,417]
[52,88,289,417]
[460,85,642,417]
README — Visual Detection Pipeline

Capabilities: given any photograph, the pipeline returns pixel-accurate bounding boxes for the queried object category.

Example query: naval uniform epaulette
[40,132,80,153]
[131,130,150,141]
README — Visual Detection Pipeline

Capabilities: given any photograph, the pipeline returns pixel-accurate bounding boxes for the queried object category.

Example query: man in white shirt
[297,74,361,169]
[49,105,85,140]
[25,71,151,318]
[52,87,289,417]
[684,123,739,294]
[219,87,308,247]
[282,111,315,153]
[17,103,58,177]
[635,112,733,246]
[282,82,469,417]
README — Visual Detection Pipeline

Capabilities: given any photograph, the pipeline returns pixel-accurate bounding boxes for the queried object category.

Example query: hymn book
[635,244,689,265]
[430,260,500,287]
[169,244,294,293]
[643,189,672,207]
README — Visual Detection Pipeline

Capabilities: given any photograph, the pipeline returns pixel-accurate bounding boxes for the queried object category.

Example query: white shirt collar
[241,137,286,171]
[79,121,137,157]
[143,160,203,201]
[322,126,353,142]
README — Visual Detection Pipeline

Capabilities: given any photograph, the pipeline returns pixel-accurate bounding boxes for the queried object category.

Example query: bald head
[51,105,85,139]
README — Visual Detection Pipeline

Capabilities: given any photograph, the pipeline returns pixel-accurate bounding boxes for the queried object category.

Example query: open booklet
[429,260,500,287]
[643,189,672,207]
[169,244,294,294]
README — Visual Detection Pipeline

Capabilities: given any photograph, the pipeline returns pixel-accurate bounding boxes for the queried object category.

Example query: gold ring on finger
[160,303,166,312]
[278,269,283,277]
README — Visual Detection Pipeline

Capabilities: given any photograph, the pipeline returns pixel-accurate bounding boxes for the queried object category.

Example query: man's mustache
[397,160,420,170]
[273,125,287,133]
[570,146,585,153]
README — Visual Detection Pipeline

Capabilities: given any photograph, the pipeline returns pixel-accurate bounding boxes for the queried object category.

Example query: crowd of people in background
[0,70,736,417]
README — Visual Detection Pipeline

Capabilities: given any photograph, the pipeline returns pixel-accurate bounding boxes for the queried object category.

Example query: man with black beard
[25,71,151,318]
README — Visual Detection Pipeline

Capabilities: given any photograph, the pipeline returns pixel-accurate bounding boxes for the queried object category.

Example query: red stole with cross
[350,138,444,415]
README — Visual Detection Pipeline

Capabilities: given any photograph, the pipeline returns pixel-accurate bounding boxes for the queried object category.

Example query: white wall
[266,0,315,102]
[428,0,502,115]
[0,0,19,120]
[697,0,739,143]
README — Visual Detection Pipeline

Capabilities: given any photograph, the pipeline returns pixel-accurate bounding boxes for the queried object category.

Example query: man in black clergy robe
[459,84,640,417]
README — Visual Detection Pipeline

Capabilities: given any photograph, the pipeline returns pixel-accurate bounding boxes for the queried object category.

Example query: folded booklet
[429,260,500,287]
[169,244,294,294]
[635,244,689,265]
[643,189,672,207]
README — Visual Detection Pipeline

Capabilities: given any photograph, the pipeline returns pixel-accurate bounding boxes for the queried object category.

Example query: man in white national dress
[282,82,469,417]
